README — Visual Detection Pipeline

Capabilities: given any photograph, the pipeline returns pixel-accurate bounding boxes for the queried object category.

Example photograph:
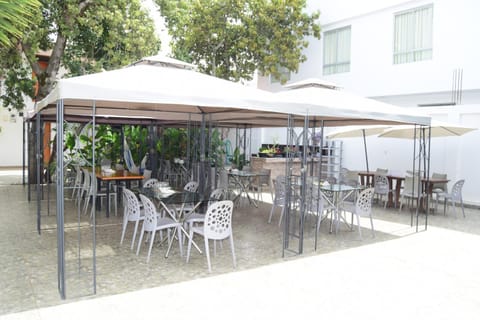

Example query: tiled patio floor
[1,171,480,318]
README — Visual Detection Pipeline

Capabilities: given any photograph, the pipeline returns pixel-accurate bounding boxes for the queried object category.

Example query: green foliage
[156,0,320,82]
[209,128,225,167]
[1,0,160,112]
[157,128,188,161]
[124,125,149,165]
[0,0,41,48]
[232,146,246,170]
[0,60,36,112]
[64,123,122,166]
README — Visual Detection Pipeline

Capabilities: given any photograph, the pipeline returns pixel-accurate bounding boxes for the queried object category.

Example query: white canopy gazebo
[31,61,431,299]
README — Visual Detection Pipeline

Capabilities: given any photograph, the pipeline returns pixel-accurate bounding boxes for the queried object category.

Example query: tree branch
[79,0,94,15]
[20,41,42,77]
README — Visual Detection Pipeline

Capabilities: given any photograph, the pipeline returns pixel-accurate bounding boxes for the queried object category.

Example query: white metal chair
[440,179,465,218]
[430,172,447,212]
[78,168,91,207]
[268,176,286,226]
[305,184,334,232]
[399,176,424,212]
[136,194,183,262]
[373,174,391,208]
[250,169,272,202]
[83,171,118,216]
[375,168,388,175]
[120,188,145,250]
[350,187,375,239]
[71,165,84,199]
[340,168,359,187]
[142,169,152,180]
[186,200,236,272]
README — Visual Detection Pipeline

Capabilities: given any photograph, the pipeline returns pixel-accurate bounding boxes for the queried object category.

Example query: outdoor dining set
[70,163,466,273]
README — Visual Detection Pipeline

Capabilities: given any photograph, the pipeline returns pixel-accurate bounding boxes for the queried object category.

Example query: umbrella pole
[362,129,369,173]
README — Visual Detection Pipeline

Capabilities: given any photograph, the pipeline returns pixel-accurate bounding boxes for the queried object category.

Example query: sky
[142,0,171,54]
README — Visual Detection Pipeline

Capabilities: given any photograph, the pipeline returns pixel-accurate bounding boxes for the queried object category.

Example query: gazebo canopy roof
[32,64,431,127]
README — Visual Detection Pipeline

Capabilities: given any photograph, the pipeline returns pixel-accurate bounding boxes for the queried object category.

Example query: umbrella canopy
[326,125,390,139]
[326,125,390,172]
[378,120,477,139]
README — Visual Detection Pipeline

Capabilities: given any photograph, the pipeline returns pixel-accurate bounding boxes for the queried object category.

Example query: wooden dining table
[96,169,144,217]
[357,171,448,210]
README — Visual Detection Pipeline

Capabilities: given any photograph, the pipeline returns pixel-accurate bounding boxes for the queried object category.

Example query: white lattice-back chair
[136,194,183,262]
[183,188,225,246]
[441,179,465,218]
[120,188,145,250]
[373,175,391,208]
[183,181,199,192]
[184,188,225,228]
[351,187,375,239]
[186,200,236,272]
[179,181,199,214]
[142,178,158,188]
[268,176,286,226]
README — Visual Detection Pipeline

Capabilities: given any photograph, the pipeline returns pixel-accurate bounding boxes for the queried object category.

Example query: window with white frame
[270,65,291,84]
[394,5,433,64]
[323,26,351,75]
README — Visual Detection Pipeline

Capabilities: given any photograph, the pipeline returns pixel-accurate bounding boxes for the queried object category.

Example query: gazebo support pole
[27,119,31,201]
[314,120,325,251]
[425,126,432,230]
[92,102,97,295]
[55,99,66,299]
[410,125,418,227]
[282,114,294,257]
[362,129,370,173]
[36,110,41,234]
[199,114,206,195]
[23,117,26,185]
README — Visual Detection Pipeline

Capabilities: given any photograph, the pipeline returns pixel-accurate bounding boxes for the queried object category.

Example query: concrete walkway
[1,169,479,319]
[3,226,480,320]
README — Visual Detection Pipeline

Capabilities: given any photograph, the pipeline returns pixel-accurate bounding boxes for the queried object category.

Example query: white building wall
[257,0,480,205]
[0,108,24,167]
[299,0,480,97]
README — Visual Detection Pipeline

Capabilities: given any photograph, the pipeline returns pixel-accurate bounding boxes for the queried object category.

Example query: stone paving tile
[1,182,479,317]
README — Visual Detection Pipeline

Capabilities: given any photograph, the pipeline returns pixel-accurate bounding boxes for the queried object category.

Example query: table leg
[106,181,110,218]
[165,226,202,258]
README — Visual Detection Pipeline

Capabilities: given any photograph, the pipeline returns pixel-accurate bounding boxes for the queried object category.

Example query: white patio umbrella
[378,120,477,139]
[327,125,391,172]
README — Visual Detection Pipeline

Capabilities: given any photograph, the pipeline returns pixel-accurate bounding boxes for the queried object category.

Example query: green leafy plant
[232,146,246,170]
[124,125,149,165]
[208,128,225,168]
